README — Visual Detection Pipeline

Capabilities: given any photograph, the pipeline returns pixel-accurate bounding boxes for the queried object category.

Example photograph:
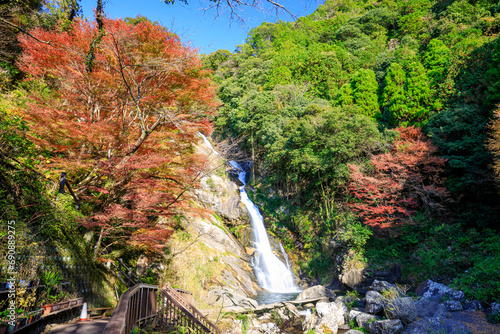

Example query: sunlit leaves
[17,18,218,252]
[348,127,449,231]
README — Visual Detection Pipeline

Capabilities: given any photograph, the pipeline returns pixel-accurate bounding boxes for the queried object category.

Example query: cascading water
[198,132,219,156]
[229,160,300,293]
[198,133,300,295]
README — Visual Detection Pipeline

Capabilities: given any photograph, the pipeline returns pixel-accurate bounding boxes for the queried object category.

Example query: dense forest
[207,0,500,302]
[1,0,500,321]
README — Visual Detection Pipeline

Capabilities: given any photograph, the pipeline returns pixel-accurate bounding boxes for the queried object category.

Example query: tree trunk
[93,227,104,260]
[96,0,104,30]
[67,0,79,22]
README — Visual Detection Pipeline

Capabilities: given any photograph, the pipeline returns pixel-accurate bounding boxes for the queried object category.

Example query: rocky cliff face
[166,137,263,315]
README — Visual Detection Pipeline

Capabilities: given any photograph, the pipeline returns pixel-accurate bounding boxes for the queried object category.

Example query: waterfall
[198,132,219,156]
[229,161,300,293]
[198,133,299,293]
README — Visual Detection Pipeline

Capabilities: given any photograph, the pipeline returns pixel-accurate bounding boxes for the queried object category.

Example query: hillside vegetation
[0,0,219,309]
[208,0,500,301]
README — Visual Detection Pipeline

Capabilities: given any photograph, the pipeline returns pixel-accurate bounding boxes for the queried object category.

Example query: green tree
[351,69,380,117]
[423,39,450,86]
[404,61,433,125]
[382,62,407,125]
[337,81,354,106]
[203,49,232,71]
[486,38,500,105]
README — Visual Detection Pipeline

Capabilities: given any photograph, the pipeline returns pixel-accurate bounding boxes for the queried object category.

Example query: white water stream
[199,133,299,293]
[229,161,300,293]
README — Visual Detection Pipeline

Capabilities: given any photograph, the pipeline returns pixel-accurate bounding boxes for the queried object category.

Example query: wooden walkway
[48,320,108,334]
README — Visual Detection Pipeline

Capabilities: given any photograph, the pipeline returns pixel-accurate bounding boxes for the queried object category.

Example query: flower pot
[6,324,15,334]
[42,305,52,316]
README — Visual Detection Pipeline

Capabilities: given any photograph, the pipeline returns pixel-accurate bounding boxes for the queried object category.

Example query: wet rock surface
[367,319,403,334]
[364,290,384,315]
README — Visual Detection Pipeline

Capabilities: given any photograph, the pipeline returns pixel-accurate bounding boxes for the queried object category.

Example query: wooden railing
[102,283,220,334]
[102,284,158,334]
[158,288,220,334]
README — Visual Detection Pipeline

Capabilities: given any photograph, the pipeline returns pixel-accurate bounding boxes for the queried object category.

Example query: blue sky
[78,0,322,54]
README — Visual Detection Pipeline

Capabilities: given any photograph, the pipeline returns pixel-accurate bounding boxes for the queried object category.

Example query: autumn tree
[348,127,449,232]
[17,18,218,255]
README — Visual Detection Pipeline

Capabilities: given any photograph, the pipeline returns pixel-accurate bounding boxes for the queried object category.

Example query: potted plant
[40,271,63,315]
[42,271,62,302]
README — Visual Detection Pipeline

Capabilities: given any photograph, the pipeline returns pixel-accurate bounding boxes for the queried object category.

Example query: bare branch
[0,17,52,45]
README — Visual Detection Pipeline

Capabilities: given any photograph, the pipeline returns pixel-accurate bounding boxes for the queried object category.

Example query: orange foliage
[348,127,450,231]
[17,19,219,252]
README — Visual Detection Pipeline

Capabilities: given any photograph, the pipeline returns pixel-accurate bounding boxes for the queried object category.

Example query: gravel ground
[448,310,500,334]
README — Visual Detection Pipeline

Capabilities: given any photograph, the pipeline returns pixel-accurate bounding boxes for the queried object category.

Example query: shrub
[383,286,417,326]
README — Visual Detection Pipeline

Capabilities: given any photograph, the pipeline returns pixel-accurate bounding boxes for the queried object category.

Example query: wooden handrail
[158,288,220,333]
[102,283,220,334]
[163,285,214,327]
[102,283,158,334]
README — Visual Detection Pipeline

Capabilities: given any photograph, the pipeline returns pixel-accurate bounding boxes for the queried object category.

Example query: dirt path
[448,310,500,334]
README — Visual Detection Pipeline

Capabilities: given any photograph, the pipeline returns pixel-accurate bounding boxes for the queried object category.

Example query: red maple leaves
[348,127,449,231]
[17,18,218,253]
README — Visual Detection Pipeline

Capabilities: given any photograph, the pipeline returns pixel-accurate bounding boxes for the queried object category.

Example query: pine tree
[423,39,450,86]
[404,61,433,126]
[351,69,380,117]
[382,62,407,125]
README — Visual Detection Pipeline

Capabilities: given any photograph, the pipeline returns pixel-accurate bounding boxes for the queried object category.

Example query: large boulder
[339,268,366,290]
[415,280,453,302]
[208,288,258,309]
[369,280,397,293]
[402,317,472,334]
[414,300,447,319]
[463,300,482,311]
[385,297,417,325]
[355,312,380,328]
[302,301,344,333]
[295,285,336,301]
[443,300,463,312]
[364,291,384,314]
[367,319,403,334]
[259,322,280,334]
